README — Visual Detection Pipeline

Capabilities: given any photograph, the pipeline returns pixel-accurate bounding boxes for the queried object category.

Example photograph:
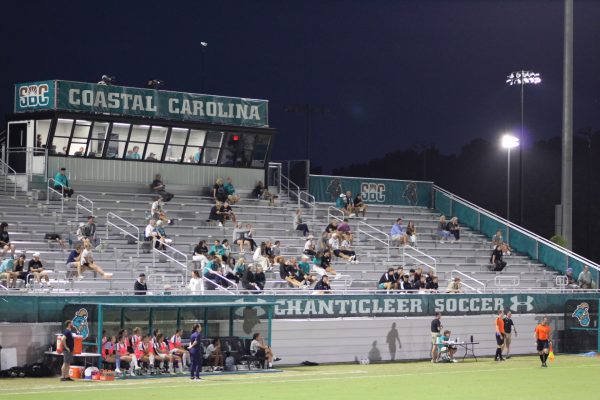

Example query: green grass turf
[1,355,598,400]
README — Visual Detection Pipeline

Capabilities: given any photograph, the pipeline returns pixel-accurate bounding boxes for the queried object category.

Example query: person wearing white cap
[303,235,316,256]
[28,252,50,287]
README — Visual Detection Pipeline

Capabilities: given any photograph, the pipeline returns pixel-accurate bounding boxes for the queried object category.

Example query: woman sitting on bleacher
[192,240,209,268]
[242,264,262,293]
[154,220,172,249]
[203,254,225,290]
[253,242,270,271]
[7,253,26,288]
[80,239,112,279]
[251,181,277,206]
[233,258,246,283]
[0,222,16,258]
[277,256,302,288]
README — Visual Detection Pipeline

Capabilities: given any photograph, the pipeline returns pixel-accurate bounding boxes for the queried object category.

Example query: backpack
[24,363,52,378]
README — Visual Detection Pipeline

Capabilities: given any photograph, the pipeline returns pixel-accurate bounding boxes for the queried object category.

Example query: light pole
[284,104,330,161]
[501,134,520,222]
[200,42,208,92]
[506,70,541,226]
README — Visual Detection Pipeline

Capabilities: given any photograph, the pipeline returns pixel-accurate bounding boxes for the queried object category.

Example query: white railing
[450,269,486,293]
[434,185,600,275]
[0,158,17,198]
[106,212,140,256]
[327,206,345,223]
[152,241,189,282]
[299,190,316,216]
[47,178,65,213]
[401,246,437,272]
[357,221,390,260]
[281,173,301,203]
[76,195,94,221]
[494,275,520,288]
[147,273,185,289]
[201,275,237,295]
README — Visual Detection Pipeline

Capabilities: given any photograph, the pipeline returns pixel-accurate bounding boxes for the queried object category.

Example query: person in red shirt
[494,310,506,361]
[169,329,189,371]
[154,333,179,374]
[116,334,140,376]
[136,335,156,374]
[535,317,552,367]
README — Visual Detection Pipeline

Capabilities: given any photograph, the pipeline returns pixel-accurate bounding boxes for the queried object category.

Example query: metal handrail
[147,273,185,289]
[299,190,316,215]
[106,212,140,256]
[47,178,65,213]
[201,275,236,295]
[0,157,17,198]
[152,241,189,282]
[401,246,437,272]
[357,221,390,260]
[434,185,600,273]
[281,173,301,204]
[327,206,345,223]
[494,275,520,288]
[76,195,94,221]
[450,269,486,293]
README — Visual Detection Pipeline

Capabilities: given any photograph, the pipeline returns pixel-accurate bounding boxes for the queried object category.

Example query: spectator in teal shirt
[296,255,316,287]
[130,146,141,160]
[335,194,351,216]
[54,168,74,198]
[209,240,226,257]
[193,147,203,163]
[224,177,240,204]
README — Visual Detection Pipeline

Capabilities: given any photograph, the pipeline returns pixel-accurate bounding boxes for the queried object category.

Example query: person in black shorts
[60,320,75,381]
[503,311,517,359]
[430,312,442,362]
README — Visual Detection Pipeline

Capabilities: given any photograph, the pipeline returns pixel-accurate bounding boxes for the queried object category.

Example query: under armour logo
[509,296,534,312]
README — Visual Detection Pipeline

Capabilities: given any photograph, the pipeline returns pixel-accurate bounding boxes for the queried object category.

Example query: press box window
[183,129,206,163]
[165,127,188,163]
[51,119,74,155]
[106,123,131,158]
[203,131,223,165]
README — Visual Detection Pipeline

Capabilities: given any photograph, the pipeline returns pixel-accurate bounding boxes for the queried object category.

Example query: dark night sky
[2,0,600,172]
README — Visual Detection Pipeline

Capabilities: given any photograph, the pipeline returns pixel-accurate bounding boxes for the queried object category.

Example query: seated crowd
[377,265,440,293]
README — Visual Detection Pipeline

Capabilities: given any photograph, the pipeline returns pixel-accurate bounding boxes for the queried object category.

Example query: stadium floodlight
[505,70,541,225]
[501,134,520,149]
[201,42,208,47]
[501,134,520,222]
[506,71,542,85]
[200,42,208,91]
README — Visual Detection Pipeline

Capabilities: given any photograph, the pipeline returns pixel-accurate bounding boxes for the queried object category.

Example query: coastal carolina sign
[14,80,268,128]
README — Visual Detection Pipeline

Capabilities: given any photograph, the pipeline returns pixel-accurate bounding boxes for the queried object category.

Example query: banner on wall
[5,293,598,323]
[309,174,432,207]
[14,80,268,128]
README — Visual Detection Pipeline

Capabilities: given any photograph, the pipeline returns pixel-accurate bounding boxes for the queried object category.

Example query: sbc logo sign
[18,84,51,108]
[361,182,385,203]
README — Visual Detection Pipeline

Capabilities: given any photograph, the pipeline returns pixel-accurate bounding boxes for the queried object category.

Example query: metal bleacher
[0,167,563,294]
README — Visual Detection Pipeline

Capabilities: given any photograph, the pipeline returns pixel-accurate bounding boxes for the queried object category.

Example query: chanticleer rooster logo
[572,302,590,327]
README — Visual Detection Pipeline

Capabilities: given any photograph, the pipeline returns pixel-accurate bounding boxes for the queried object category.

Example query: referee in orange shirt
[535,317,552,367]
[494,310,506,361]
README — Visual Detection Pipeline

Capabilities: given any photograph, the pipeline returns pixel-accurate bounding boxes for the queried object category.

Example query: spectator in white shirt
[189,270,203,293]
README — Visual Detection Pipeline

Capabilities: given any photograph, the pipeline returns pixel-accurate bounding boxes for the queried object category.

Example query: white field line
[2,363,599,397]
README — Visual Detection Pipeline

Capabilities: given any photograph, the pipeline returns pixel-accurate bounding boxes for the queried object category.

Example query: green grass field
[1,355,598,400]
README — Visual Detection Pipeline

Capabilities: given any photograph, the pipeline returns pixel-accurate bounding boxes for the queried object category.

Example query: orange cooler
[73,335,83,354]
[69,366,84,379]
[56,334,83,354]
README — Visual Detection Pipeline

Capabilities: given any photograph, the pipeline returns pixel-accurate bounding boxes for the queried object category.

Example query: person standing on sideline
[535,317,552,368]
[60,320,75,381]
[188,324,203,380]
[494,310,506,361]
[430,312,442,362]
[503,311,518,359]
